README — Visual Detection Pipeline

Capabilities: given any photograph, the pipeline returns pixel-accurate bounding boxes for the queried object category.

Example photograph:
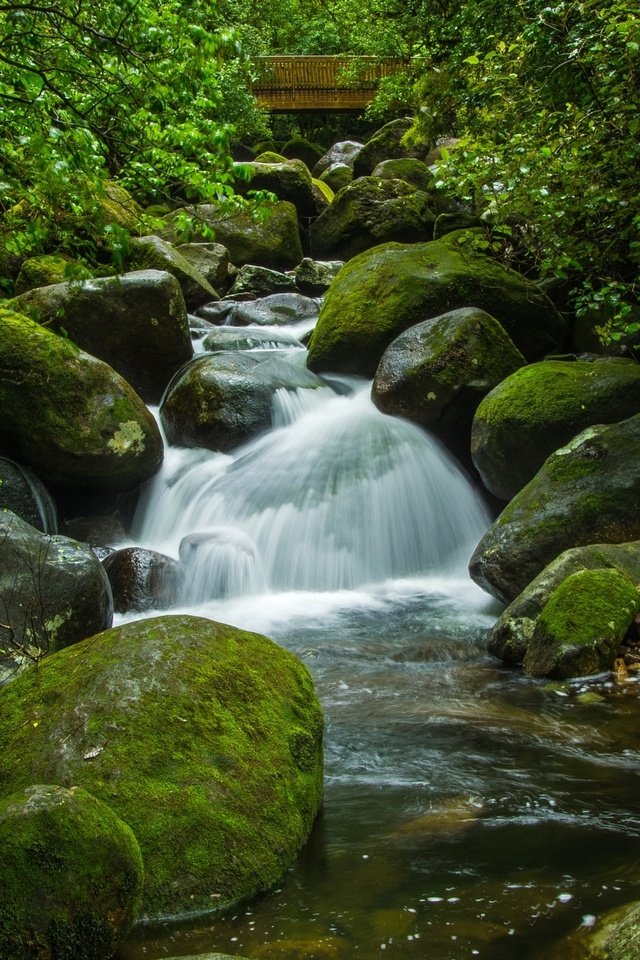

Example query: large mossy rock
[0,784,143,960]
[0,511,113,671]
[0,457,57,533]
[9,270,192,404]
[371,307,525,464]
[162,201,303,270]
[14,255,92,295]
[522,568,639,678]
[469,414,640,603]
[234,159,318,218]
[127,236,218,309]
[176,242,231,292]
[0,310,163,491]
[352,118,418,178]
[307,233,565,378]
[309,177,436,261]
[371,157,435,192]
[471,357,640,500]
[488,541,640,665]
[161,352,325,452]
[0,614,324,918]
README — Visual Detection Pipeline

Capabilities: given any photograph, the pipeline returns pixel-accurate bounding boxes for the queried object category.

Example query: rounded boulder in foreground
[0,783,143,960]
[0,615,324,919]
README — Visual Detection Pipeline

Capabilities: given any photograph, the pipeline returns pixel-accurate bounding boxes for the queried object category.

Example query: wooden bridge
[252,56,407,111]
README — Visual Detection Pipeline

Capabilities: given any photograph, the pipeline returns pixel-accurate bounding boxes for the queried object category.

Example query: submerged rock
[470,414,640,603]
[9,270,193,404]
[0,310,163,491]
[522,568,639,678]
[0,784,143,960]
[471,357,640,500]
[202,327,304,352]
[307,233,565,378]
[0,614,324,918]
[0,511,113,673]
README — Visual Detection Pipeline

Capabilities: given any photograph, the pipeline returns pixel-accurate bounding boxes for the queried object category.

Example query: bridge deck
[252,56,407,111]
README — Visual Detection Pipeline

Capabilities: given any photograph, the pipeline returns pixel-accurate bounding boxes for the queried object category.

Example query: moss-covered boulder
[471,357,640,500]
[522,568,639,678]
[585,900,640,960]
[228,264,297,297]
[0,784,142,960]
[0,310,163,491]
[9,270,192,404]
[372,157,435,192]
[281,136,325,168]
[254,150,288,164]
[320,163,353,193]
[488,541,640,665]
[469,414,640,603]
[234,159,318,218]
[161,352,325,452]
[127,235,218,309]
[309,177,436,262]
[307,233,565,377]
[372,307,525,465]
[98,180,143,231]
[0,614,324,918]
[176,242,231,292]
[352,118,419,178]
[102,547,182,613]
[0,511,113,674]
[163,201,303,270]
[0,457,57,533]
[291,257,344,295]
[14,255,93,296]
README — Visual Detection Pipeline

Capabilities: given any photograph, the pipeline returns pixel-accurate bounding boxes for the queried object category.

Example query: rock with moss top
[14,255,93,295]
[163,201,303,270]
[522,568,639,678]
[99,180,143,231]
[9,270,192,403]
[471,357,640,500]
[469,414,640,603]
[291,257,344,295]
[372,158,435,192]
[0,614,324,918]
[307,233,565,378]
[0,783,143,960]
[0,511,113,680]
[175,241,230,292]
[320,163,353,193]
[234,159,318,218]
[352,118,420,178]
[0,457,57,533]
[161,351,325,452]
[0,309,163,490]
[372,307,525,465]
[313,141,363,177]
[127,236,218,309]
[489,541,640,665]
[310,177,436,262]
[281,136,325,168]
[254,150,288,164]
[228,264,296,297]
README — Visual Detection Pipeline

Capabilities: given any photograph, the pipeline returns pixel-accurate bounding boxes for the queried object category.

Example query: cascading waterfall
[133,375,490,604]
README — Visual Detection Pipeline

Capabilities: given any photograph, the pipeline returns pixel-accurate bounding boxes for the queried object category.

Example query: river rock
[234,159,318,218]
[372,157,435,192]
[161,352,325,452]
[228,264,297,297]
[307,232,565,377]
[14,254,92,295]
[127,235,218,309]
[0,310,163,490]
[229,292,320,327]
[0,457,57,533]
[371,307,525,465]
[176,241,231,292]
[313,140,363,176]
[0,511,113,674]
[9,270,193,403]
[194,300,237,325]
[352,118,419,177]
[0,614,324,918]
[202,327,304,352]
[469,414,640,603]
[488,541,640,665]
[471,357,640,500]
[522,568,640,678]
[309,177,436,261]
[291,257,344,295]
[0,784,143,960]
[102,547,182,613]
[320,163,353,193]
[586,900,640,960]
[163,201,304,270]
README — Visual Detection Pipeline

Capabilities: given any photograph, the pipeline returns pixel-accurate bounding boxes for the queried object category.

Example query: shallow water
[115,350,640,960]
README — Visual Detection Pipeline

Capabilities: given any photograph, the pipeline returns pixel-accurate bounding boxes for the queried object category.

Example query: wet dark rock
[194,301,237,325]
[0,457,57,533]
[176,241,230,292]
[59,515,127,548]
[202,327,304,352]
[127,235,218,309]
[228,264,297,297]
[290,257,344,295]
[230,293,320,327]
[102,547,182,613]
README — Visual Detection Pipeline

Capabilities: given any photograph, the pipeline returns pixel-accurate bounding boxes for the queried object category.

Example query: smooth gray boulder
[176,241,230,291]
[229,292,320,327]
[9,270,192,403]
[312,140,363,176]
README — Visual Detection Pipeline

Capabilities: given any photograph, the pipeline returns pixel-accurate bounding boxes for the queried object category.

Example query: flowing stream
[116,341,640,960]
